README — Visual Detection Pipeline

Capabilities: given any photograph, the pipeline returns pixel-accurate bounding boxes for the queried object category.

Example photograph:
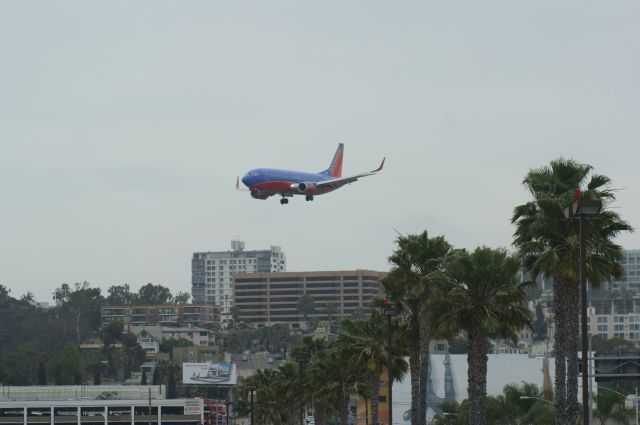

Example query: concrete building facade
[587,298,640,341]
[191,241,286,321]
[233,270,386,327]
[604,249,640,293]
[101,305,219,329]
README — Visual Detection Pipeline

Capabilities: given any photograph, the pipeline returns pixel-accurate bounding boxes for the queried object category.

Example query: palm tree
[339,311,408,425]
[383,231,454,425]
[297,294,317,327]
[431,247,532,425]
[593,389,632,425]
[323,302,339,323]
[512,159,632,425]
[306,344,367,425]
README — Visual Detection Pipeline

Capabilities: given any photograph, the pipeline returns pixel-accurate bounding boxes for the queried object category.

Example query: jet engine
[250,190,269,200]
[290,182,316,192]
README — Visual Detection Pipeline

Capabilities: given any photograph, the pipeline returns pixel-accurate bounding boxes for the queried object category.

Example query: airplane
[237,143,384,205]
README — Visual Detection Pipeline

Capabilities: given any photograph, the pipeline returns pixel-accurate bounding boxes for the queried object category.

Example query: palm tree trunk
[467,326,488,425]
[370,371,380,425]
[338,385,350,425]
[408,315,421,425]
[554,278,569,425]
[418,308,431,424]
[566,282,581,425]
[315,403,325,425]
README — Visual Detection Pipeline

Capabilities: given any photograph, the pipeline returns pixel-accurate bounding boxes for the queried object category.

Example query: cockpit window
[248,171,259,177]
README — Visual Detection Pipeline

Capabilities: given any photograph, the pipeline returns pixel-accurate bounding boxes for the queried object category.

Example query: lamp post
[520,395,554,405]
[295,354,308,425]
[246,382,256,425]
[564,192,602,425]
[382,298,398,425]
[595,386,638,425]
[224,399,233,425]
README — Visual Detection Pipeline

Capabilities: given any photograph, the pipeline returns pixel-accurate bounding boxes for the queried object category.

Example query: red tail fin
[322,143,343,177]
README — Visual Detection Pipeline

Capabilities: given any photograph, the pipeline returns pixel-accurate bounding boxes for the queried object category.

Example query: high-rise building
[191,241,286,321]
[233,270,386,328]
[604,249,640,292]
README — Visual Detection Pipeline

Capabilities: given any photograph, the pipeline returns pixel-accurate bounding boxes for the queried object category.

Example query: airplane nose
[241,175,250,187]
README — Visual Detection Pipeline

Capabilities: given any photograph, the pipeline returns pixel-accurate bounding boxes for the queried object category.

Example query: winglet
[374,157,385,172]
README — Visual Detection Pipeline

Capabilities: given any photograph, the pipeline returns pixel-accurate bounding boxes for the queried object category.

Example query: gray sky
[1,1,639,302]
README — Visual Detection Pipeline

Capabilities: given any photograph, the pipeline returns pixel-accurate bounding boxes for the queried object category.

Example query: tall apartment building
[191,241,286,320]
[234,270,386,327]
[603,249,640,292]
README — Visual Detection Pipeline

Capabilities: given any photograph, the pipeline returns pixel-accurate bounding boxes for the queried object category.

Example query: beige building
[101,304,220,329]
[233,270,386,327]
[587,299,640,341]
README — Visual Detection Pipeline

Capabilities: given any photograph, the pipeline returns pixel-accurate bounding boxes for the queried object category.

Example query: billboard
[183,362,237,385]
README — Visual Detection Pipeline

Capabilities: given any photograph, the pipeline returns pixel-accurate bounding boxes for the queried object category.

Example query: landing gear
[280,198,289,205]
[305,195,314,201]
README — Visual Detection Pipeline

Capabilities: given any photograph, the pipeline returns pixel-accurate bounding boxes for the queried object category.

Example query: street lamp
[223,399,233,425]
[246,382,256,425]
[382,298,398,425]
[595,386,638,425]
[564,191,603,425]
[520,395,554,405]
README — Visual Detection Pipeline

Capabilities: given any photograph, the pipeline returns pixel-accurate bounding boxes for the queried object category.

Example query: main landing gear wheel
[305,195,314,201]
[280,198,289,205]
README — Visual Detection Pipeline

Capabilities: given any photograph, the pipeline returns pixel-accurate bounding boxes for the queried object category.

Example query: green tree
[532,303,548,341]
[159,337,194,354]
[0,343,44,385]
[105,284,137,305]
[173,292,191,304]
[137,283,173,304]
[52,282,104,344]
[590,335,639,353]
[431,247,532,425]
[383,231,454,425]
[167,370,177,398]
[101,321,124,346]
[235,362,305,425]
[297,294,316,324]
[512,159,632,425]
[141,370,148,385]
[48,344,85,385]
[593,388,632,425]
[339,311,408,425]
[323,302,339,322]
[37,361,47,385]
[152,367,160,385]
[306,345,367,425]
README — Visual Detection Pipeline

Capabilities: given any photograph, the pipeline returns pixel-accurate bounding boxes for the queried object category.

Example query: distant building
[191,241,286,322]
[172,345,221,365]
[128,324,216,347]
[101,304,219,328]
[603,249,640,293]
[233,270,386,328]
[587,298,640,341]
[137,330,160,355]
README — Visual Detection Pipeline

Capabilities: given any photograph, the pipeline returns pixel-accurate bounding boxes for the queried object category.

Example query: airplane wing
[314,158,385,190]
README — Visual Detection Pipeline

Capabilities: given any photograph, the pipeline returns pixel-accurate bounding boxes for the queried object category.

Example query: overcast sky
[1,1,639,302]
